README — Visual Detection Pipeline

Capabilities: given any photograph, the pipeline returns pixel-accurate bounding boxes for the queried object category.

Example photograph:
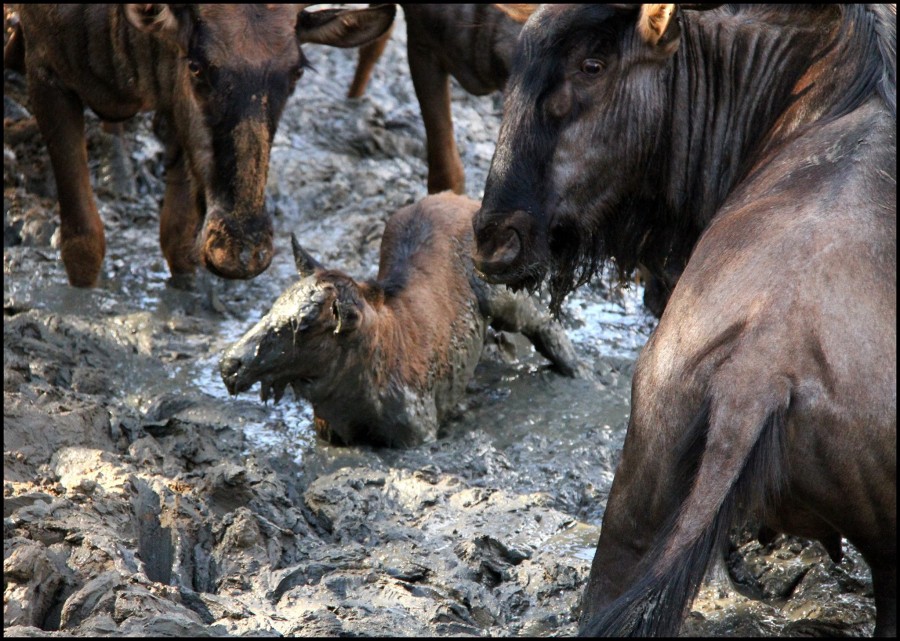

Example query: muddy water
[4,9,876,637]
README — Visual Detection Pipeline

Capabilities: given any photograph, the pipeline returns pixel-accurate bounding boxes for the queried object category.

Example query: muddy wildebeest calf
[473,3,896,636]
[347,4,538,196]
[4,4,395,287]
[220,192,586,448]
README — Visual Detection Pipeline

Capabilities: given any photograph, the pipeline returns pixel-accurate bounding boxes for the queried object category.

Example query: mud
[4,10,876,637]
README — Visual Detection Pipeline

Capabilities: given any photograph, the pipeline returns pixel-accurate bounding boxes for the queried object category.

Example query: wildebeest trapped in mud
[220,192,586,448]
[473,3,896,637]
[347,4,538,196]
[4,3,395,287]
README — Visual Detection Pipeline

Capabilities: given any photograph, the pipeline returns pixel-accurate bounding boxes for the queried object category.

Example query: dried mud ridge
[4,13,876,637]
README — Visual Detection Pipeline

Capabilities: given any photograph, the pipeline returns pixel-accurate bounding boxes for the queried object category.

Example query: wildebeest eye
[580,59,604,75]
[187,59,203,78]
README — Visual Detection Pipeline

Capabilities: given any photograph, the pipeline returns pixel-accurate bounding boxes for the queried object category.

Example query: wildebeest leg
[98,121,136,198]
[347,22,394,99]
[581,359,793,636]
[3,10,25,74]
[154,113,201,280]
[28,72,105,287]
[578,393,695,626]
[871,562,897,637]
[314,415,347,446]
[479,285,587,378]
[408,43,465,194]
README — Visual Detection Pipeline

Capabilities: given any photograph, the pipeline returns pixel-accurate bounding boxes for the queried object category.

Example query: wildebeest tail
[581,397,789,636]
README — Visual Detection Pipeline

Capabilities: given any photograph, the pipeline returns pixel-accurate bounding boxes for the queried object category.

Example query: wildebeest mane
[540,4,897,316]
[372,212,435,298]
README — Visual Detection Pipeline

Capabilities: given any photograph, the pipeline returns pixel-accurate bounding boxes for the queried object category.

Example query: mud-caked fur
[220,192,586,448]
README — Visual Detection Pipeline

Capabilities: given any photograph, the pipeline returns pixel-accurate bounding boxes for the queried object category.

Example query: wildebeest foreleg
[480,286,588,378]
[154,114,202,281]
[408,45,465,194]
[28,72,105,287]
[581,371,791,636]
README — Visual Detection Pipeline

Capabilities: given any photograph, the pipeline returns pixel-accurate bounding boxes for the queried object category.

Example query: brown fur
[348,4,539,195]
[220,192,587,448]
[5,3,395,287]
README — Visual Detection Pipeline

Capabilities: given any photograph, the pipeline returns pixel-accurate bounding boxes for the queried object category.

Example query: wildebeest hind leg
[408,46,465,194]
[347,21,394,99]
[871,561,897,636]
[29,74,105,287]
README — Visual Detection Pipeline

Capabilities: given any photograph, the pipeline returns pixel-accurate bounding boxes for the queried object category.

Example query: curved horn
[291,233,322,278]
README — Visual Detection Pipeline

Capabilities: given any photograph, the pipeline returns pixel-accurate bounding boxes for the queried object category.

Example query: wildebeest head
[473,4,701,313]
[125,4,396,280]
[220,234,377,404]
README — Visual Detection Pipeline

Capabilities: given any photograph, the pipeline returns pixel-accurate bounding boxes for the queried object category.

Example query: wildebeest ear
[297,4,396,48]
[291,234,322,278]
[637,4,677,47]
[494,4,540,24]
[124,4,180,37]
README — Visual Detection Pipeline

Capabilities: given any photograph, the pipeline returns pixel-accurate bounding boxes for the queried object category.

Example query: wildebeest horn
[291,233,322,278]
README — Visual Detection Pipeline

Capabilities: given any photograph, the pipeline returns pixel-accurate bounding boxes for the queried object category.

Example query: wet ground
[4,9,876,637]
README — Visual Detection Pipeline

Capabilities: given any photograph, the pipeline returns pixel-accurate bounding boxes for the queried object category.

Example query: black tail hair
[580,401,788,636]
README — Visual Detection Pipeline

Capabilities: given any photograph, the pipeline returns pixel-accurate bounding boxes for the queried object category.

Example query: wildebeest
[472,4,896,637]
[4,4,395,287]
[347,4,538,195]
[220,192,586,448]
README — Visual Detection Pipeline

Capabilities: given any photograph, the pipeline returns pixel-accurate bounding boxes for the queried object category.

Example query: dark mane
[823,5,897,122]
[870,4,897,119]
[374,213,435,298]
[542,4,897,315]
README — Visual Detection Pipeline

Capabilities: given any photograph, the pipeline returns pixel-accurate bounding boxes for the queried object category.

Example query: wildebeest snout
[219,330,265,396]
[219,339,259,396]
[473,209,542,286]
[200,212,274,280]
[219,356,245,396]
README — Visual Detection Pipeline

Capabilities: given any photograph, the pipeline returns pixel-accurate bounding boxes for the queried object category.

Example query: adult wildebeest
[220,192,586,448]
[472,3,896,637]
[4,4,395,287]
[347,4,538,196]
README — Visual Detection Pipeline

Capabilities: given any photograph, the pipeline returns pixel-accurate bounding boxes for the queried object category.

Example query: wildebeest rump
[347,4,538,196]
[220,192,586,448]
[4,4,395,287]
[472,4,896,637]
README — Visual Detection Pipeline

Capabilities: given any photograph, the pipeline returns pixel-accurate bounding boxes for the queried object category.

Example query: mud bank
[4,10,875,637]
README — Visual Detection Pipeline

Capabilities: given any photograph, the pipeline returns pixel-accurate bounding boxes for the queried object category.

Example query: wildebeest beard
[543,196,674,318]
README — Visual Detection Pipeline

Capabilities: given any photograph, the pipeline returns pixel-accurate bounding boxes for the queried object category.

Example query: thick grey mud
[4,11,875,637]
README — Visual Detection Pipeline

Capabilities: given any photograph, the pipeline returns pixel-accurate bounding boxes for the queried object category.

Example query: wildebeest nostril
[474,222,523,277]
